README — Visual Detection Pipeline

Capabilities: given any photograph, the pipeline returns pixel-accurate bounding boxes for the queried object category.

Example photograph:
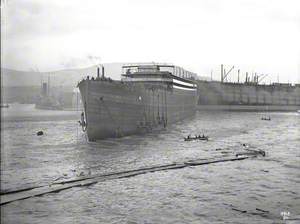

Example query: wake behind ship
[78,64,198,141]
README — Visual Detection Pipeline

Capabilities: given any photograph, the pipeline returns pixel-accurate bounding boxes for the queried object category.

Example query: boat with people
[261,116,271,121]
[184,135,209,141]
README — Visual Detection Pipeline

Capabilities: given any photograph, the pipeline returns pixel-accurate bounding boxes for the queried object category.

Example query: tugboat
[35,76,63,110]
[0,103,9,108]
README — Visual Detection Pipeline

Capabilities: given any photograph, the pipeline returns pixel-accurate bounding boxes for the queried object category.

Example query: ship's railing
[122,63,174,75]
[122,63,198,80]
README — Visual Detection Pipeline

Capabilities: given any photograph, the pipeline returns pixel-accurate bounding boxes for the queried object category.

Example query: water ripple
[1,108,300,223]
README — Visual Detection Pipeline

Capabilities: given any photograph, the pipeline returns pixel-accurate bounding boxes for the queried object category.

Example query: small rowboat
[184,136,209,141]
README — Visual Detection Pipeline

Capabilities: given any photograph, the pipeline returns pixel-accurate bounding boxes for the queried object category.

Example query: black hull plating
[78,80,197,140]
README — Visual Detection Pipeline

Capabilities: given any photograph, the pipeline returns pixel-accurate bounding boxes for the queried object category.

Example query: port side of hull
[78,80,197,140]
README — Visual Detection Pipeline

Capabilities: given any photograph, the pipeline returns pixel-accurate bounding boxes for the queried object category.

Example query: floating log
[232,208,247,213]
[256,208,269,213]
[0,155,257,206]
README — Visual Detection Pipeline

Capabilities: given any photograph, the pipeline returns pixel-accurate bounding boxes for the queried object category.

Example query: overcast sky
[1,0,300,83]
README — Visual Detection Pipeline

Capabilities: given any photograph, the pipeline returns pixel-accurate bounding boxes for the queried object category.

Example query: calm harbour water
[1,104,300,223]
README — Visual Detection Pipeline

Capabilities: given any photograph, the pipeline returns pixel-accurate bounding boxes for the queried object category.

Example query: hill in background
[1,63,210,88]
[1,63,211,104]
[1,63,124,88]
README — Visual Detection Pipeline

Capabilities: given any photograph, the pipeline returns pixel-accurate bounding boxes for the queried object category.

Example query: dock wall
[197,81,300,107]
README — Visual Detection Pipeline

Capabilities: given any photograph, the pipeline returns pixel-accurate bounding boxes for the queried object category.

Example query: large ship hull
[78,80,197,141]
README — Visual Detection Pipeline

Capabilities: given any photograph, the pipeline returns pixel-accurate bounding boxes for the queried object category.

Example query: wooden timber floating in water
[1,155,257,206]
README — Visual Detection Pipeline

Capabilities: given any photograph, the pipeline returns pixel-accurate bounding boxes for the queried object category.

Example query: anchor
[78,111,87,132]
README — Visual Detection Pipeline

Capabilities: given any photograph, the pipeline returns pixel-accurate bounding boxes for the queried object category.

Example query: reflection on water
[1,104,300,223]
